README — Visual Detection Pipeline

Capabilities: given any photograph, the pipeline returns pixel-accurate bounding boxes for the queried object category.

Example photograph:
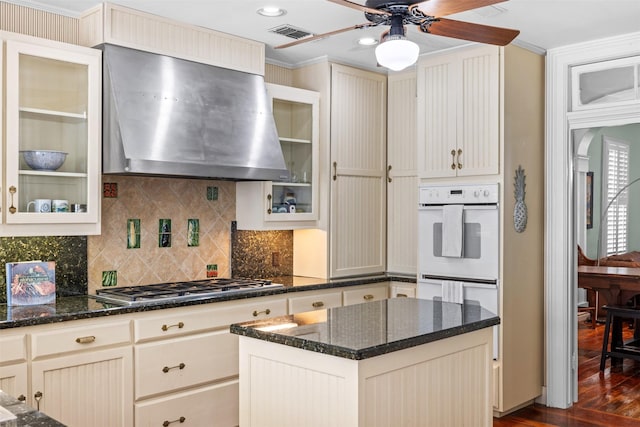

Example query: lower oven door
[417,278,499,359]
[418,204,499,281]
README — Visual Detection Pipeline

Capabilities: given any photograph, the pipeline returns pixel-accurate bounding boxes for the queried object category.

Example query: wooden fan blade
[327,0,391,16]
[411,0,508,18]
[422,17,519,46]
[275,23,376,49]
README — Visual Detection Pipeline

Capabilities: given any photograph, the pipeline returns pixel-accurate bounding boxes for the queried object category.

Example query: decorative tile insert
[102,270,117,287]
[207,186,218,201]
[103,182,118,198]
[206,264,218,277]
[127,219,141,249]
[187,219,200,247]
[159,219,171,248]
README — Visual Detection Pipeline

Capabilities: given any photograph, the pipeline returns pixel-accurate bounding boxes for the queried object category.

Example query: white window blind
[602,137,630,256]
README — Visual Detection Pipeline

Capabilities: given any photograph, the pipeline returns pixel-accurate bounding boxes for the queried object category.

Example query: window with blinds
[602,136,630,256]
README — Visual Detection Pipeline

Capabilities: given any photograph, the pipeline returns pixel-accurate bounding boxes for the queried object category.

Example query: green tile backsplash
[0,236,87,303]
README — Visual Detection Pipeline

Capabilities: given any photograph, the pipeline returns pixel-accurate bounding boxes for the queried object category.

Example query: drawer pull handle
[253,308,271,317]
[312,301,325,308]
[363,294,374,301]
[333,161,337,181]
[162,363,186,373]
[457,148,463,169]
[267,194,272,215]
[451,150,456,170]
[163,417,186,426]
[34,391,42,410]
[397,293,408,298]
[75,335,96,344]
[161,322,185,332]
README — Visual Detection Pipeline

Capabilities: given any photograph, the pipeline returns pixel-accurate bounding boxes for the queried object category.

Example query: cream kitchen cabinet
[0,333,28,401]
[387,71,418,275]
[133,295,287,427]
[27,318,134,427]
[330,65,387,278]
[417,44,499,179]
[0,31,101,236]
[79,2,265,75]
[342,283,388,306]
[236,83,320,230]
[389,281,416,298]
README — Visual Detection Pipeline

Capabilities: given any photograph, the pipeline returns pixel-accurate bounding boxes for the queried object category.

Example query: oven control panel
[419,183,499,205]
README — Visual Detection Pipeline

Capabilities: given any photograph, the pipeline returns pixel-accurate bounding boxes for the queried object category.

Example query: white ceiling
[9,0,640,71]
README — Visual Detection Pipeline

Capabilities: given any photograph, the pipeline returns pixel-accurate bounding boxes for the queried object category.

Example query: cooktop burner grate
[95,278,283,305]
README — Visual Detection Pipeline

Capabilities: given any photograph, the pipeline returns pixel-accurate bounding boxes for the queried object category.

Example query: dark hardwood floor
[494,318,640,426]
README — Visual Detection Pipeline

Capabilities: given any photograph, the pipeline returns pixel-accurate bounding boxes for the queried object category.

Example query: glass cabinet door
[4,40,101,226]
[265,84,319,223]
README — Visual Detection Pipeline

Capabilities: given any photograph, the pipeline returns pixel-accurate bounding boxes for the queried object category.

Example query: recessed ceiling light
[257,6,286,17]
[358,37,378,46]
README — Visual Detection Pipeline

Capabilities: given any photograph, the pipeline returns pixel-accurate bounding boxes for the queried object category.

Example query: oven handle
[419,204,498,210]
[420,274,497,285]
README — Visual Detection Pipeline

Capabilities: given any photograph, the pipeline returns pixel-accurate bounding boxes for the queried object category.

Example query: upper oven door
[418,204,499,281]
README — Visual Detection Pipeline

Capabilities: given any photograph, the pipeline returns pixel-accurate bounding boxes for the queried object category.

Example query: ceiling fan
[275,0,520,71]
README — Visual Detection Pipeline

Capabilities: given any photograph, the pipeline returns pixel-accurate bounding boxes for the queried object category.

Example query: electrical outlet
[272,252,280,267]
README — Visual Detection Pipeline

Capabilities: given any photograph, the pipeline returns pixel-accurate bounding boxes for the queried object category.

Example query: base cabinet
[135,380,239,427]
[0,363,27,401]
[31,346,133,427]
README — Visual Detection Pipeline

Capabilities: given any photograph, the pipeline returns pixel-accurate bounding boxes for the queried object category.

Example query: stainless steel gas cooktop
[95,278,284,305]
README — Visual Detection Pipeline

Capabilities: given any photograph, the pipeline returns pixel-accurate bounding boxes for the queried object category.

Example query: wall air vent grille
[269,25,313,40]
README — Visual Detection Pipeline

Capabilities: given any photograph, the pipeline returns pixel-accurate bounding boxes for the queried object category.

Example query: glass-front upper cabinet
[3,38,101,234]
[235,83,319,230]
[571,56,640,111]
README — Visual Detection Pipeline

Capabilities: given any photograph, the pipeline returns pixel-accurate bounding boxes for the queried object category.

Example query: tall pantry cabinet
[288,63,387,279]
[417,44,545,416]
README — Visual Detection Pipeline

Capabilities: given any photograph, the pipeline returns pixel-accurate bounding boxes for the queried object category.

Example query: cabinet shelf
[19,107,87,120]
[19,170,88,178]
[280,137,311,144]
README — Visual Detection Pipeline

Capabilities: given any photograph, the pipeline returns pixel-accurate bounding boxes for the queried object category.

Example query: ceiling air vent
[269,24,313,40]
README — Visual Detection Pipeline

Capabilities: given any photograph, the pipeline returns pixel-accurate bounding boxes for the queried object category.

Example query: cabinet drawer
[135,379,238,427]
[343,285,388,306]
[134,296,288,343]
[31,320,131,360]
[135,330,238,399]
[288,291,342,314]
[0,334,27,364]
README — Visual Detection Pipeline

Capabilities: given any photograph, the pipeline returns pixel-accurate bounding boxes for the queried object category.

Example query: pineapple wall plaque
[513,166,528,233]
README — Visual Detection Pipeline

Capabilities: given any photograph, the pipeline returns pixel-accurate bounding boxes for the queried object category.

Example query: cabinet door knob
[34,391,43,410]
[17,394,26,402]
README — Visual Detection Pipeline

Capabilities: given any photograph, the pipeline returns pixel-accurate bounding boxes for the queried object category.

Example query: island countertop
[230,297,499,360]
[0,390,65,427]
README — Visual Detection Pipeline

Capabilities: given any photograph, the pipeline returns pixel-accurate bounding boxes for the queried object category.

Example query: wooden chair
[577,245,599,328]
[600,305,640,370]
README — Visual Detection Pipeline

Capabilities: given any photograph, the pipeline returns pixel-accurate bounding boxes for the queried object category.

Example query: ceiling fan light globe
[375,38,419,71]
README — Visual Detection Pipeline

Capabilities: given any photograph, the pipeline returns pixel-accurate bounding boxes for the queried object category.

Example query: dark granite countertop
[0,391,65,427]
[230,298,500,360]
[0,275,415,330]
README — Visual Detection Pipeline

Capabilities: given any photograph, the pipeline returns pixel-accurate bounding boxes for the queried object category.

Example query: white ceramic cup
[27,199,51,213]
[51,199,69,212]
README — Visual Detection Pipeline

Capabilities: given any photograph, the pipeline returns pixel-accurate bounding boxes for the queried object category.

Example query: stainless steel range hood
[101,44,289,181]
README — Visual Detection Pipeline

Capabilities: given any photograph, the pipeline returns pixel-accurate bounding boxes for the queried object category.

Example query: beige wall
[87,176,235,294]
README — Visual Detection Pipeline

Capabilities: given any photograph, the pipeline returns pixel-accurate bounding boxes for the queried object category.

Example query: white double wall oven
[416,183,500,358]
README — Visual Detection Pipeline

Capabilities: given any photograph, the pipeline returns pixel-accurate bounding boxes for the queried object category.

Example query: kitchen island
[231,297,499,427]
[0,390,65,427]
